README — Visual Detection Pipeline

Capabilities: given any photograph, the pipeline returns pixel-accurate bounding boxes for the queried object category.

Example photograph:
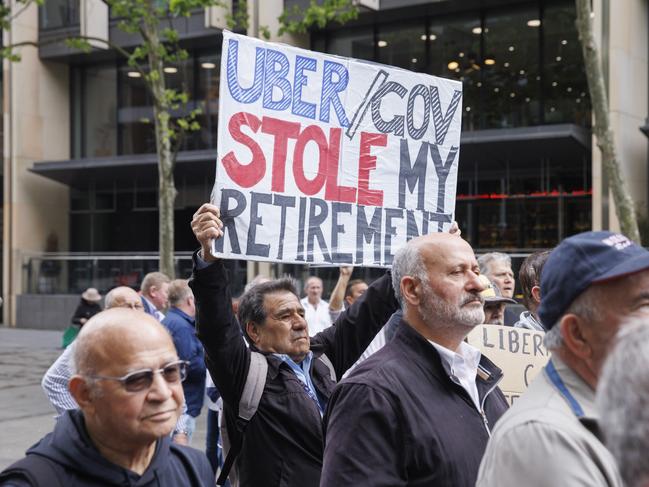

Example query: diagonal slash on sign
[345,69,389,141]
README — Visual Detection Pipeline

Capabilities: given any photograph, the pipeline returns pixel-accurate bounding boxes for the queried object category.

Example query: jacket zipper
[478,374,504,437]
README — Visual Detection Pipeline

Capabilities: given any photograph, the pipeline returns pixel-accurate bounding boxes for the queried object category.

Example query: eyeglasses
[86,360,189,392]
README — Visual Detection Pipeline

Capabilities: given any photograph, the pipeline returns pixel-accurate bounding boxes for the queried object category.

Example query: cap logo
[602,234,632,250]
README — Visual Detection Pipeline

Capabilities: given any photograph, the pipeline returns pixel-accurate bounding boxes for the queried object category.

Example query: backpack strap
[317,354,337,382]
[0,455,63,487]
[217,351,268,486]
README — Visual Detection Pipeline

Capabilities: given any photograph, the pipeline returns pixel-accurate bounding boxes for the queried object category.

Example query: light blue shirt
[273,351,324,415]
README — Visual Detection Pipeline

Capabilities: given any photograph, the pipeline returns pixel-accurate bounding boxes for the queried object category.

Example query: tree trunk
[143,10,177,278]
[575,0,640,242]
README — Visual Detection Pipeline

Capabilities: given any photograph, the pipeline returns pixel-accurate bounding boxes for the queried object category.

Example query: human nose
[146,371,174,401]
[467,271,484,292]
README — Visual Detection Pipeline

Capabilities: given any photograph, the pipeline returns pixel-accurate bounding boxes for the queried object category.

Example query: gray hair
[477,252,511,276]
[391,243,428,313]
[238,278,299,342]
[543,284,603,350]
[597,317,649,487]
[167,279,193,307]
[141,271,170,295]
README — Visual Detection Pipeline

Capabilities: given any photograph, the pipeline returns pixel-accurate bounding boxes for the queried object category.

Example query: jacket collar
[392,317,504,390]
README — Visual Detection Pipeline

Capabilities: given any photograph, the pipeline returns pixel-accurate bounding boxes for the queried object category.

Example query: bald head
[73,308,173,375]
[104,286,143,310]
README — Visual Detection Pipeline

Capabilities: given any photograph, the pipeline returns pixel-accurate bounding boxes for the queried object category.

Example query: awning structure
[31,124,590,188]
[459,123,591,168]
[30,149,217,189]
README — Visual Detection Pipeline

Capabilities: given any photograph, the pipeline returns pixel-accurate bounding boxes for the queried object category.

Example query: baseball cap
[538,231,649,329]
[478,275,517,305]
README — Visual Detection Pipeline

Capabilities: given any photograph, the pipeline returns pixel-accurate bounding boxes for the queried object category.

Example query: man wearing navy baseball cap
[477,231,649,487]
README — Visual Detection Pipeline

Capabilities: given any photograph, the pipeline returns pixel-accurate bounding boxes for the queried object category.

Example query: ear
[531,285,541,305]
[69,375,96,412]
[400,276,422,308]
[344,296,353,307]
[246,322,261,345]
[560,314,592,360]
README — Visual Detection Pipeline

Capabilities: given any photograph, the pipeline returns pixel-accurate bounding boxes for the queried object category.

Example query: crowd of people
[1,202,648,487]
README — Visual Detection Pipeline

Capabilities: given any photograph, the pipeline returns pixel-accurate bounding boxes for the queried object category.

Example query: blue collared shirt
[273,351,324,415]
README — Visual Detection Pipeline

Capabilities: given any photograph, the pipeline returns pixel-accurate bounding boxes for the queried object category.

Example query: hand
[191,203,224,262]
[449,221,461,237]
[172,433,189,445]
[339,266,353,278]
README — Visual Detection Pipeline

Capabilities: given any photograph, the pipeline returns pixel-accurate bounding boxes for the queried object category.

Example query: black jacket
[71,299,102,326]
[0,410,213,486]
[320,319,509,487]
[189,256,399,487]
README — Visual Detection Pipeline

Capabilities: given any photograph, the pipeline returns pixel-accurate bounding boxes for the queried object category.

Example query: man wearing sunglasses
[0,309,214,486]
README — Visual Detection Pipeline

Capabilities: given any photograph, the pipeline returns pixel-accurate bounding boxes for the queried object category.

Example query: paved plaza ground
[0,326,207,470]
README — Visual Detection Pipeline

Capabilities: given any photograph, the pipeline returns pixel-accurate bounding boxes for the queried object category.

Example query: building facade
[2,0,647,327]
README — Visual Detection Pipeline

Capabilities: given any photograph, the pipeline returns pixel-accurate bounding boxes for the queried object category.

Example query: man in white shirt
[321,232,508,487]
[300,276,332,335]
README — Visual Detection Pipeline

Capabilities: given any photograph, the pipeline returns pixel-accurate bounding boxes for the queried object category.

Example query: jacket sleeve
[188,254,250,411]
[167,323,205,385]
[313,271,399,378]
[321,382,406,487]
[476,421,622,487]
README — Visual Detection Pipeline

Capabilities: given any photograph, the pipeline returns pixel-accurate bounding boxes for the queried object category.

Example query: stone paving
[0,326,207,470]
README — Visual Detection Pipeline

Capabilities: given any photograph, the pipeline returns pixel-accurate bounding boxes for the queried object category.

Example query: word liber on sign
[213,31,463,266]
[466,325,550,406]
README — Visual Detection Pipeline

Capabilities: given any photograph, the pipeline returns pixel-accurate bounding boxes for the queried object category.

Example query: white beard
[419,284,485,330]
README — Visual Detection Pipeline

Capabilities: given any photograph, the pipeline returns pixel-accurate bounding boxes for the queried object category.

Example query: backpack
[216,351,336,486]
[0,454,64,487]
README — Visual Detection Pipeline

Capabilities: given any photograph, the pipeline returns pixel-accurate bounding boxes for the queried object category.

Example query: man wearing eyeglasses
[0,308,214,486]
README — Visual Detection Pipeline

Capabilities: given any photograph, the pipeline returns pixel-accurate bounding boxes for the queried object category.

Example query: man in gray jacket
[477,231,649,486]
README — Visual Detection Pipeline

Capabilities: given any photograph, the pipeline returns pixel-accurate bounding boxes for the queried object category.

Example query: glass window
[327,26,374,61]
[194,52,221,150]
[543,2,591,126]
[483,5,541,129]
[84,65,118,157]
[427,14,481,131]
[39,0,79,29]
[377,22,426,72]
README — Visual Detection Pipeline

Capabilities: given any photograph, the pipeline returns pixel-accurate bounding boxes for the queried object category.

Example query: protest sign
[212,31,463,266]
[466,325,550,406]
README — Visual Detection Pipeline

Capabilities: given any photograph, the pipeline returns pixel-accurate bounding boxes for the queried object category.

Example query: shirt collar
[273,350,314,372]
[428,340,482,378]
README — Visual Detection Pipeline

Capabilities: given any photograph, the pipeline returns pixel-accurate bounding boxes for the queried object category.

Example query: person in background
[328,266,368,322]
[140,271,171,321]
[63,288,103,348]
[478,276,517,326]
[300,276,332,335]
[514,250,551,331]
[478,252,518,326]
[162,279,205,445]
[597,318,649,487]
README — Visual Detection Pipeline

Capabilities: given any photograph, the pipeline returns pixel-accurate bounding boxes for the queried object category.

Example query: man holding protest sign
[190,203,399,487]
[320,232,508,487]
[477,231,649,487]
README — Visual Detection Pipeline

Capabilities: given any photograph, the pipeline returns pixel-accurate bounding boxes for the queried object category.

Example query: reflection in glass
[39,0,79,29]
[543,2,591,126]
[427,15,480,131]
[377,22,426,72]
[483,5,541,128]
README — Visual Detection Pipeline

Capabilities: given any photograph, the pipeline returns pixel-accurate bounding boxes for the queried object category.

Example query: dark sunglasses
[86,359,189,392]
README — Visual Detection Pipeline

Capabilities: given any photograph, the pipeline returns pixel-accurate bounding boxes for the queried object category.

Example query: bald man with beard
[321,233,509,487]
[0,309,213,486]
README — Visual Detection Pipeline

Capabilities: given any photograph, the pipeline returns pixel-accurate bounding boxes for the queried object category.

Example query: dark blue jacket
[162,307,206,417]
[0,410,213,486]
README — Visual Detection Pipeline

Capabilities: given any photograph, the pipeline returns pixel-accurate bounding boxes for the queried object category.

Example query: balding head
[69,308,184,459]
[73,308,172,375]
[392,233,485,347]
[104,286,143,311]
